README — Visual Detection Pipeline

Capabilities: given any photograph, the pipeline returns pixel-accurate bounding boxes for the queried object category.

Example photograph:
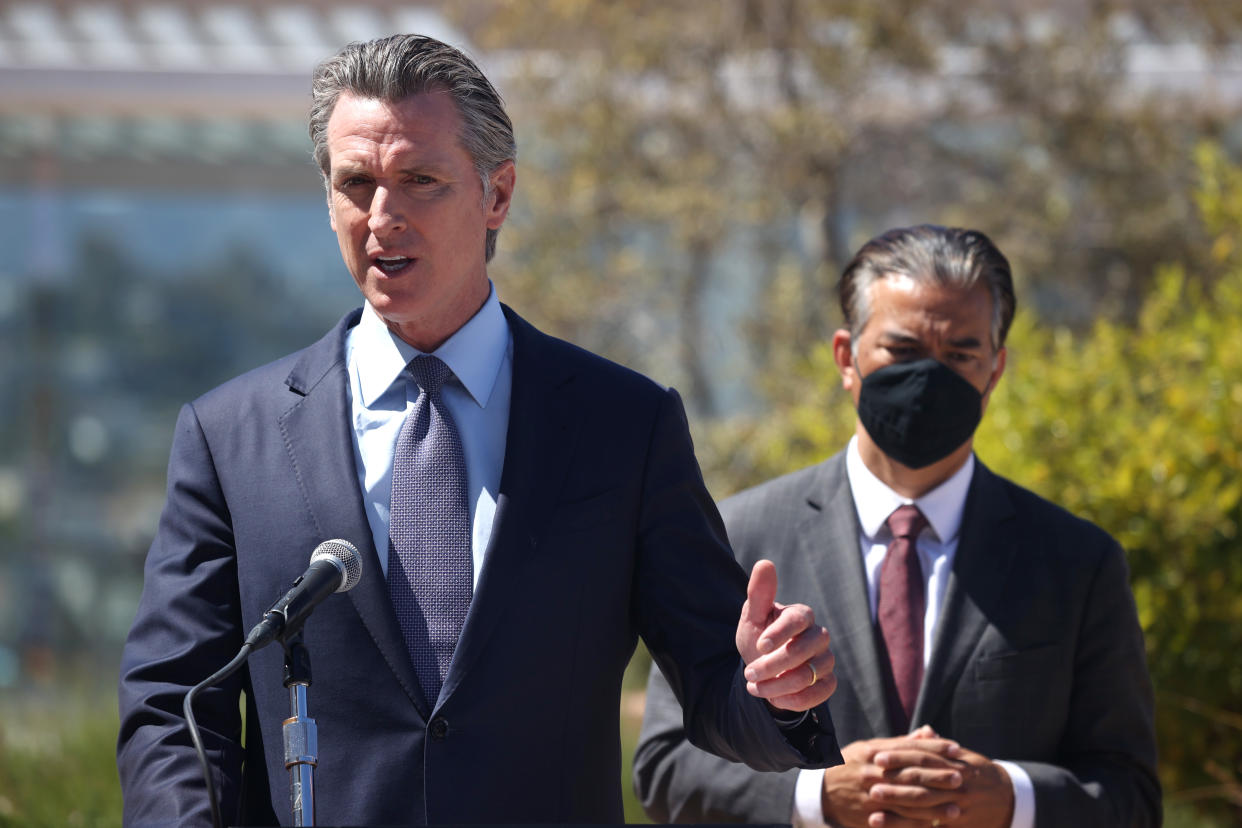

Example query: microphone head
[310,539,363,593]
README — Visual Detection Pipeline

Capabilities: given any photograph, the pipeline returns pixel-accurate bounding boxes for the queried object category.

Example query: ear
[832,329,856,391]
[485,160,516,229]
[981,345,1007,411]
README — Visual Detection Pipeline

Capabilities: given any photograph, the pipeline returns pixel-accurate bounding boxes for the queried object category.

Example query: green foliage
[699,144,1242,822]
[978,283,1242,819]
[621,647,654,825]
[976,145,1242,819]
[0,694,122,827]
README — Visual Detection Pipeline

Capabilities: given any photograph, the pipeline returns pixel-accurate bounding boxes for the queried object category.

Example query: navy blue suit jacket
[118,306,837,826]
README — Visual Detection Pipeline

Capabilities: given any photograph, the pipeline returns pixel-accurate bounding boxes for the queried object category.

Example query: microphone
[244,539,363,650]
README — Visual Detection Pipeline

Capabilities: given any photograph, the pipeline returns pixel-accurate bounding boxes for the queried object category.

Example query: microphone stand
[282,635,317,826]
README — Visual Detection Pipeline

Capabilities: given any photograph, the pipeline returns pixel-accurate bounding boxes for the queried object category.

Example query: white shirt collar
[844,435,974,544]
[352,283,508,409]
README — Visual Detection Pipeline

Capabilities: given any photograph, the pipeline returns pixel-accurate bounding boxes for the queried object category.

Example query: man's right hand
[821,728,964,828]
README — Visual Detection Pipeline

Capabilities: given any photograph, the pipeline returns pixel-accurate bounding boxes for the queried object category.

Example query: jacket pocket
[547,487,626,533]
[972,643,1061,681]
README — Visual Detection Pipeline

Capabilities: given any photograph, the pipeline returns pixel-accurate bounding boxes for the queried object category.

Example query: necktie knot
[408,354,453,396]
[886,504,927,541]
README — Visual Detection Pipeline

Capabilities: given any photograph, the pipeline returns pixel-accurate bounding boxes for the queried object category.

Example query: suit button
[429,717,449,741]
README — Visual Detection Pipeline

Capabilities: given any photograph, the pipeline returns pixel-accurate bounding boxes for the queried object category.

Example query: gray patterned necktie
[387,355,473,708]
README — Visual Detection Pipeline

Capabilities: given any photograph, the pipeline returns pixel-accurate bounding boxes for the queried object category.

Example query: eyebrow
[877,331,984,349]
[332,161,447,181]
[331,164,369,180]
[877,331,921,345]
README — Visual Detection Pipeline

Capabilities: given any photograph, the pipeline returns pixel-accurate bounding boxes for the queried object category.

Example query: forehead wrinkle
[872,310,986,345]
[327,98,462,169]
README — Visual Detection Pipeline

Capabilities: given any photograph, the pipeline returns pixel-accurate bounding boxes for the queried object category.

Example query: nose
[367,186,406,237]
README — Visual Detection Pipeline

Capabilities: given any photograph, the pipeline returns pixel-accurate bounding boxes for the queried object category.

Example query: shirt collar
[844,435,974,544]
[351,283,509,409]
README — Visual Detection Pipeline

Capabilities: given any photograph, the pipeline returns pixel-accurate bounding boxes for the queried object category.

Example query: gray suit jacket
[635,450,1160,827]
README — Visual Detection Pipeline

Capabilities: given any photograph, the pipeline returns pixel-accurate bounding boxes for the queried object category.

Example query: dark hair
[838,224,1016,349]
[309,34,516,261]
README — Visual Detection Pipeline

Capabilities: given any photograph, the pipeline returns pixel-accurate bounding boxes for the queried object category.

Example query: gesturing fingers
[745,636,836,710]
[743,560,780,631]
[745,607,822,679]
[736,560,840,711]
[757,602,818,656]
[760,668,838,711]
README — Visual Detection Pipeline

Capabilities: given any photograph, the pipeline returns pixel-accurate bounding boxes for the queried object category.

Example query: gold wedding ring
[807,661,819,687]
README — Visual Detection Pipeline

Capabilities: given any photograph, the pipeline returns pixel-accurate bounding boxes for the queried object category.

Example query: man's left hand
[736,559,836,711]
[868,740,1015,828]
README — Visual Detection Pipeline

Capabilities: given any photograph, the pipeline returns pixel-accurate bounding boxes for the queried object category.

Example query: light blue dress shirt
[343,284,513,589]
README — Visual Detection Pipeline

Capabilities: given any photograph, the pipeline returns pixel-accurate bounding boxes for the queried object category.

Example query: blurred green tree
[458,0,1239,422]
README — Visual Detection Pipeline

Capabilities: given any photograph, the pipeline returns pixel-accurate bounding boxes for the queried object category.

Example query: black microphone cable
[181,538,362,828]
[184,643,253,828]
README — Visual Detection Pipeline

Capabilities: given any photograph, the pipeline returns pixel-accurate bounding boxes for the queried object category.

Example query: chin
[365,285,418,315]
[370,302,420,330]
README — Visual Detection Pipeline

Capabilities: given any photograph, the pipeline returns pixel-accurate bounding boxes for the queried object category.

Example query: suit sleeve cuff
[793,767,829,828]
[768,705,809,727]
[995,760,1035,828]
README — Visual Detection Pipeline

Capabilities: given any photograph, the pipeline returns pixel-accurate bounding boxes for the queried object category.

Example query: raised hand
[736,559,836,711]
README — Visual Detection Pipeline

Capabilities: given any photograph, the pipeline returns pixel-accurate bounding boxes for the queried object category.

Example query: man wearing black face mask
[635,225,1159,828]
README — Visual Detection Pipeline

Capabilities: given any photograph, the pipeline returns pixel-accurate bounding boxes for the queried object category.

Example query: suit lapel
[798,456,894,738]
[278,309,428,717]
[913,461,1018,726]
[436,306,584,708]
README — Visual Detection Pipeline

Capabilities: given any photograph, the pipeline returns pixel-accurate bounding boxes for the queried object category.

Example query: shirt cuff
[793,767,829,828]
[995,760,1035,828]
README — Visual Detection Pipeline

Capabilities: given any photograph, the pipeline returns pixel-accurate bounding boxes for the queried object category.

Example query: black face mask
[856,357,984,470]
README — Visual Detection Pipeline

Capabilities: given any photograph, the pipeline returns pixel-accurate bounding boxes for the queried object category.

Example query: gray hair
[838,224,1016,351]
[309,34,516,262]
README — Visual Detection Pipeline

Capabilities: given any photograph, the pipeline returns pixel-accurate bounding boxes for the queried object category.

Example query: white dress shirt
[793,437,1035,828]
[344,284,513,588]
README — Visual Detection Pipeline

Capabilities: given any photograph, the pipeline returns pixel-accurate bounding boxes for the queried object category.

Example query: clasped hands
[734,562,1014,826]
[735,560,837,711]
[822,726,1015,828]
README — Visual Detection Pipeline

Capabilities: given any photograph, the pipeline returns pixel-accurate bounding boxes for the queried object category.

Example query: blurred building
[0,0,469,684]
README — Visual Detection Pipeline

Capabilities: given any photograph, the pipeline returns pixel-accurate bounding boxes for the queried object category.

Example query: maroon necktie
[878,504,928,732]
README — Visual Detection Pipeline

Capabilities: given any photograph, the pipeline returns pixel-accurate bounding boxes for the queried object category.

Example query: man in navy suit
[635,226,1159,827]
[117,34,840,826]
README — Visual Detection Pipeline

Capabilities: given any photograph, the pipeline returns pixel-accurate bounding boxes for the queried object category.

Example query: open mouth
[374,256,413,274]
